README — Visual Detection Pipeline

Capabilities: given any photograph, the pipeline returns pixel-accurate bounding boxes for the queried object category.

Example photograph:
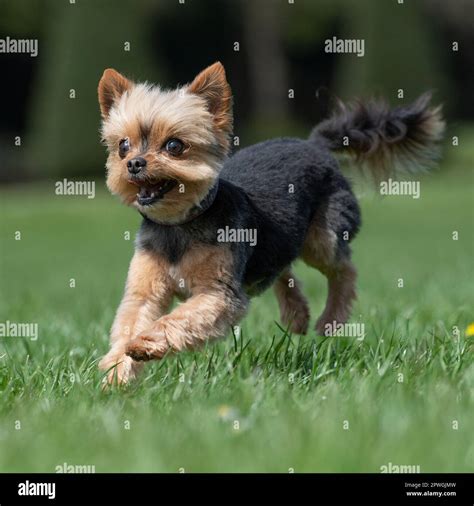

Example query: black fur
[138,94,443,297]
[312,93,444,179]
[138,135,360,295]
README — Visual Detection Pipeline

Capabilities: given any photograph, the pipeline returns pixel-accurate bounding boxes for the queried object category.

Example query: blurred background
[1,0,473,473]
[0,0,473,182]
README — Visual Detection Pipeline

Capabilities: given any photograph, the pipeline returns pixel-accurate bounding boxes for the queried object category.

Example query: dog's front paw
[99,352,141,385]
[125,329,171,362]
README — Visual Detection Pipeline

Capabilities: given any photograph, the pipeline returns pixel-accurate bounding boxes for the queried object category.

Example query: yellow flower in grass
[466,323,474,337]
[217,404,239,422]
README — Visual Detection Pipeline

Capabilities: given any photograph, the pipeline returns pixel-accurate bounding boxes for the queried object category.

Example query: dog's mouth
[129,178,178,206]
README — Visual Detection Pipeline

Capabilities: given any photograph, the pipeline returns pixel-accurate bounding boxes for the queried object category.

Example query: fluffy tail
[311,93,445,180]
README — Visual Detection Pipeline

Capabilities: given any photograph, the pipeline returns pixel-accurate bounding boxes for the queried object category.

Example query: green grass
[0,148,473,473]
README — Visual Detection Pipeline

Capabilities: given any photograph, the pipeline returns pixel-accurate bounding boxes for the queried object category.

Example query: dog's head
[98,62,232,223]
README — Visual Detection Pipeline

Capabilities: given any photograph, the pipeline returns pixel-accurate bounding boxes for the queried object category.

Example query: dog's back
[221,93,444,331]
[221,137,360,294]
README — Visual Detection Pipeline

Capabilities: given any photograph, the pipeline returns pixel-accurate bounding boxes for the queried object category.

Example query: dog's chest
[168,263,192,298]
[138,218,218,266]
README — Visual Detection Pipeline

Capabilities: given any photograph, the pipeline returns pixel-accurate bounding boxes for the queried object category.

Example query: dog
[97,62,444,384]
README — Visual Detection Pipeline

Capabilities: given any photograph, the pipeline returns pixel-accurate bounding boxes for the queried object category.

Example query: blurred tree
[333,0,450,104]
[241,0,288,121]
[25,0,162,178]
[0,0,469,181]
[424,0,474,119]
[0,0,46,35]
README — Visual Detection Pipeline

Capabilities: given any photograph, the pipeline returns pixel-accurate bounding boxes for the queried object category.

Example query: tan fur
[314,260,357,335]
[99,249,173,384]
[301,221,338,269]
[98,68,132,119]
[187,61,233,153]
[98,63,244,384]
[125,244,247,361]
[273,270,310,335]
[98,63,232,225]
[301,220,357,334]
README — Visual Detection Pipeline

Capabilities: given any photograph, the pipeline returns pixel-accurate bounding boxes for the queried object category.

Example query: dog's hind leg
[314,259,357,335]
[301,212,357,336]
[273,269,310,335]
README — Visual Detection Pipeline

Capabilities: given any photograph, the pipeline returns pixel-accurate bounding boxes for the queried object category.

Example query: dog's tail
[310,93,445,180]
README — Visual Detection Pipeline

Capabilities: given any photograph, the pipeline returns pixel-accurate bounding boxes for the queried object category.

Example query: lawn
[0,145,473,473]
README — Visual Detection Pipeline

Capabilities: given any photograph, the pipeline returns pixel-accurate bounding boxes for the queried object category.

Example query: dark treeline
[0,0,472,181]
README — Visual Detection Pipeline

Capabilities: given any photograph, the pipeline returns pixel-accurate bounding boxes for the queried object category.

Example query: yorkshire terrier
[97,62,444,384]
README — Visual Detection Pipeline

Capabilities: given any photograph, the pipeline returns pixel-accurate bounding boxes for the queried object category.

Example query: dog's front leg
[125,246,248,361]
[99,249,173,384]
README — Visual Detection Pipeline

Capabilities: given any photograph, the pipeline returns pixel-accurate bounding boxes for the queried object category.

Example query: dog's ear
[188,62,233,132]
[98,68,132,118]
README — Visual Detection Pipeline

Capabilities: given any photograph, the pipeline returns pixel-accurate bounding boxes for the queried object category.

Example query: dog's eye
[119,138,130,158]
[165,138,185,156]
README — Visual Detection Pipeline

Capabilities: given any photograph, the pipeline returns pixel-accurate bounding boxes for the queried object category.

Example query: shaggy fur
[313,93,445,180]
[97,62,444,384]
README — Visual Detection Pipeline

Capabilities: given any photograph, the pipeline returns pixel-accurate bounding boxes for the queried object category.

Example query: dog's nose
[127,157,147,174]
